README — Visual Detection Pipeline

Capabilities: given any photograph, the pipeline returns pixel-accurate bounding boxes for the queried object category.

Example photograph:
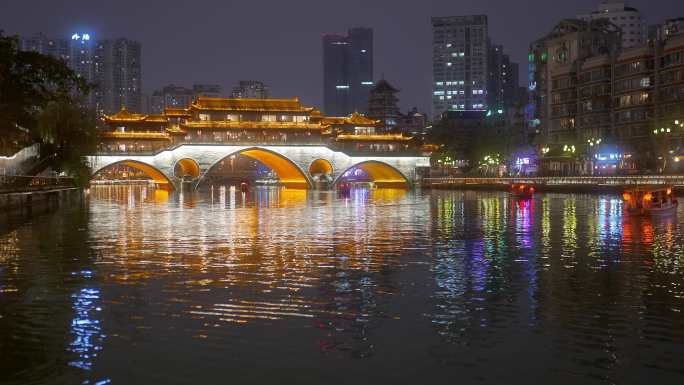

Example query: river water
[0,185,683,385]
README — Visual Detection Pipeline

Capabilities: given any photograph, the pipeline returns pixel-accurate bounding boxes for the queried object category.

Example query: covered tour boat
[623,186,678,216]
[510,183,535,199]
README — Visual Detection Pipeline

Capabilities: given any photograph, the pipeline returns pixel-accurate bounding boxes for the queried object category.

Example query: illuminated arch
[200,147,311,189]
[92,160,174,189]
[174,158,200,178]
[309,159,333,177]
[335,160,409,188]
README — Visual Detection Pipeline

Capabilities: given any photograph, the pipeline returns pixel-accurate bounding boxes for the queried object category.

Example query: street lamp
[587,137,602,147]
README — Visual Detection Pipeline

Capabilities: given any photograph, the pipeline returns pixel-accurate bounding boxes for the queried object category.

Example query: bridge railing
[0,175,76,194]
[93,142,424,157]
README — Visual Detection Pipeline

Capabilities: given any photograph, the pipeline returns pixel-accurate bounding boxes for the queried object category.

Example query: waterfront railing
[0,175,76,194]
[423,175,684,188]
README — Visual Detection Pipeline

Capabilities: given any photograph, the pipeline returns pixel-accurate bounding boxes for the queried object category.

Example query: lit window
[447,62,452,66]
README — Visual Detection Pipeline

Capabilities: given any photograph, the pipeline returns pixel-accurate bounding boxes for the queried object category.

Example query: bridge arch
[199,147,312,189]
[334,160,409,188]
[309,159,333,179]
[174,158,201,178]
[91,160,174,189]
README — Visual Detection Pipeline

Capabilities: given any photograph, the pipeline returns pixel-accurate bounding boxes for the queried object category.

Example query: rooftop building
[578,1,647,48]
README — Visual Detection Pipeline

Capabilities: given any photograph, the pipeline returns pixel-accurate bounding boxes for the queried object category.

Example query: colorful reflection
[2,188,684,384]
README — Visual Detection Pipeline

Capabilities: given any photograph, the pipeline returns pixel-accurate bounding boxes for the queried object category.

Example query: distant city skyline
[18,32,141,114]
[2,0,682,117]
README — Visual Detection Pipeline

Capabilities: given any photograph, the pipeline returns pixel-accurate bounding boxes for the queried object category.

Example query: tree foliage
[37,99,98,186]
[0,32,96,184]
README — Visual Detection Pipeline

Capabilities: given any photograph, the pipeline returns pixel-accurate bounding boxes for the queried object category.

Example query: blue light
[71,33,91,41]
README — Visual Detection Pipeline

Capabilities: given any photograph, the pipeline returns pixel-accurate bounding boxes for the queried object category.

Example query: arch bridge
[88,145,429,190]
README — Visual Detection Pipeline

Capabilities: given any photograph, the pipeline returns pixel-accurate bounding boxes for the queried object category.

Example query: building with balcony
[529,19,684,175]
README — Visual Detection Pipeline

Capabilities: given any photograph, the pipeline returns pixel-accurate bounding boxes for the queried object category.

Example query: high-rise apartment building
[231,81,269,99]
[150,84,224,114]
[99,38,142,115]
[192,84,222,99]
[18,32,141,115]
[150,85,194,114]
[431,15,489,118]
[322,28,373,116]
[578,1,647,48]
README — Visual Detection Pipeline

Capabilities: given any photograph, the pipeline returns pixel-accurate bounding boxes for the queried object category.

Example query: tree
[37,99,98,186]
[0,32,96,184]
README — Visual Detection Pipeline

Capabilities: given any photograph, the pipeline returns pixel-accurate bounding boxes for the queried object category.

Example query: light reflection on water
[0,186,683,384]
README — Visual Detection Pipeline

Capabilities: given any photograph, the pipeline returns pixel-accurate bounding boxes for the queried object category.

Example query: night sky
[2,0,682,116]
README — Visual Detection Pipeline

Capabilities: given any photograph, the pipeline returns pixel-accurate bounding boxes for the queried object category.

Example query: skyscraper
[322,28,373,116]
[19,33,141,115]
[578,1,647,48]
[431,15,489,118]
[487,43,521,110]
[100,38,142,115]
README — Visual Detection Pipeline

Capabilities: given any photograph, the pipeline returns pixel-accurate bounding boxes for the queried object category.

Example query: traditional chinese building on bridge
[99,97,415,155]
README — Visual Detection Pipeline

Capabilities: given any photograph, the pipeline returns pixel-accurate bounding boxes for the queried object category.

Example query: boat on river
[510,183,535,199]
[623,186,678,216]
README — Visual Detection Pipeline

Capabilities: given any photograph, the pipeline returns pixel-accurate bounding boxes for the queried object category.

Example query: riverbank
[0,187,83,212]
[422,176,684,193]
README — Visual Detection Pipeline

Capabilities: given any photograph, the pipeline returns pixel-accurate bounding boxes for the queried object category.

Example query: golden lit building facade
[99,97,415,155]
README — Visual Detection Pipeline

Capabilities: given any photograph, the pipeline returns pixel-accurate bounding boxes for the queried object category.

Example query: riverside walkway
[0,176,78,210]
[423,175,684,192]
